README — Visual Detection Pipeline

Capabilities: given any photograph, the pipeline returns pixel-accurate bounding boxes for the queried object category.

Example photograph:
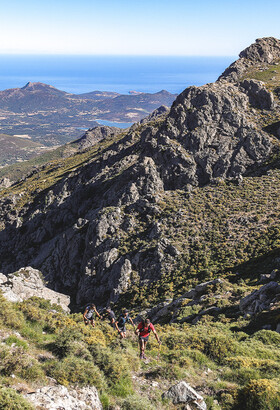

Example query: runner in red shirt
[135,318,161,359]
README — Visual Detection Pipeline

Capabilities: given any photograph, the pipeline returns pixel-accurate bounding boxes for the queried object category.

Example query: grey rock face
[144,278,223,324]
[144,81,273,188]
[25,385,102,410]
[0,38,278,307]
[219,37,280,82]
[139,105,170,125]
[163,381,207,409]
[240,79,275,110]
[239,281,280,315]
[239,37,280,63]
[0,267,70,312]
[74,125,122,151]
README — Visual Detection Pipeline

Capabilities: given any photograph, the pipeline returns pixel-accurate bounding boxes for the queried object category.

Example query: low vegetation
[0,293,280,409]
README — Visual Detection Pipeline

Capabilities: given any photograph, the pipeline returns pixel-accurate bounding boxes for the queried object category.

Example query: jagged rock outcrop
[163,381,207,409]
[137,278,224,324]
[74,125,122,151]
[0,38,279,307]
[139,105,169,125]
[24,385,102,410]
[240,79,275,109]
[219,37,280,82]
[0,267,70,312]
[239,281,280,316]
[144,80,273,188]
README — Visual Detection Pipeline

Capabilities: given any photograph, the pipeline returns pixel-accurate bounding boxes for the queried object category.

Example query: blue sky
[1,0,280,55]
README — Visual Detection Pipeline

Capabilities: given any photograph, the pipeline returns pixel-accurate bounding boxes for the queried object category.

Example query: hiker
[135,318,161,359]
[115,309,136,338]
[102,306,116,328]
[83,303,101,327]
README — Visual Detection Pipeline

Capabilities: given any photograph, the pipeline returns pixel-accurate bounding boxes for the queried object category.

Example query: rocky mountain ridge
[0,37,280,311]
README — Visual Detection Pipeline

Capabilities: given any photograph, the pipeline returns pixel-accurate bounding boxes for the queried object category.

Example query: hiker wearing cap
[115,309,136,338]
[102,307,116,328]
[135,318,161,359]
[83,303,101,327]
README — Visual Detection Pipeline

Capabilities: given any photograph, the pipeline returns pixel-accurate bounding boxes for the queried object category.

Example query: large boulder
[239,37,280,63]
[24,385,102,410]
[240,79,275,110]
[163,381,207,409]
[239,281,280,316]
[0,267,70,312]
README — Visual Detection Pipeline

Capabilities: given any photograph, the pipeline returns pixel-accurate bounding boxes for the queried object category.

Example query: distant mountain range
[0,82,176,147]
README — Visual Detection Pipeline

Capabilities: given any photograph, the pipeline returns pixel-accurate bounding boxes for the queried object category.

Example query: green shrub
[5,335,28,350]
[235,379,280,410]
[51,327,82,358]
[20,322,44,343]
[100,392,110,409]
[120,394,156,410]
[110,377,134,398]
[45,355,107,390]
[89,345,131,385]
[0,387,34,410]
[0,293,24,329]
[185,349,211,367]
[19,363,46,382]
[145,363,185,381]
[203,335,235,363]
[67,341,92,360]
[0,346,30,377]
[223,367,261,385]
[251,330,280,346]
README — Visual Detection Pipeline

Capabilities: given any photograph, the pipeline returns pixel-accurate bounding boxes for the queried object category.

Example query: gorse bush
[251,329,280,346]
[45,355,107,390]
[235,379,280,410]
[51,327,83,358]
[0,387,34,410]
[89,344,131,385]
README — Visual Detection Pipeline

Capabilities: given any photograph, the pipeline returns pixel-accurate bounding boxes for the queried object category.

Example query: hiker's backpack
[117,315,128,327]
[139,322,152,333]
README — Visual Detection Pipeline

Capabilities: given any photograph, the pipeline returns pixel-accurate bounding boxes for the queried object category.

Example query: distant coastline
[0,55,235,95]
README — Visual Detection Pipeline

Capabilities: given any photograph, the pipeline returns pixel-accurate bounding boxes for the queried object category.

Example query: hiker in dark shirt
[102,307,116,328]
[135,318,161,359]
[83,303,101,327]
[115,309,136,338]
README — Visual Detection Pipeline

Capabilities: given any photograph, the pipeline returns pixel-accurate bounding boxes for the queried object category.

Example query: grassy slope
[0,294,280,410]
[0,141,81,182]
[0,134,46,167]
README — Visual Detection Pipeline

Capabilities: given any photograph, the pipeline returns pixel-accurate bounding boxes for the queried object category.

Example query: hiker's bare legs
[139,339,144,356]
[143,340,147,357]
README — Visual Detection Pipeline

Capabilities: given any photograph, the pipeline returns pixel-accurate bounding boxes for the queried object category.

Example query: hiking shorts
[84,316,94,321]
[139,335,149,342]
[119,326,126,333]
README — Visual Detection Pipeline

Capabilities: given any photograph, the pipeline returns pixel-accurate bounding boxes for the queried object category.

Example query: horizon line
[0,53,237,58]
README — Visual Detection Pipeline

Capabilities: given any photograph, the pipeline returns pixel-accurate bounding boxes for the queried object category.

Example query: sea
[0,55,235,95]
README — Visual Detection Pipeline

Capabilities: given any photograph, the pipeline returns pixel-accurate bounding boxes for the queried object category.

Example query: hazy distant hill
[0,82,176,146]
[0,133,50,167]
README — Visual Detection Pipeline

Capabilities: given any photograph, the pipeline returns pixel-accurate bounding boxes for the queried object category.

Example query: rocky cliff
[0,37,280,309]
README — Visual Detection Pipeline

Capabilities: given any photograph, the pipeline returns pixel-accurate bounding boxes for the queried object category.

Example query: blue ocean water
[0,55,235,95]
